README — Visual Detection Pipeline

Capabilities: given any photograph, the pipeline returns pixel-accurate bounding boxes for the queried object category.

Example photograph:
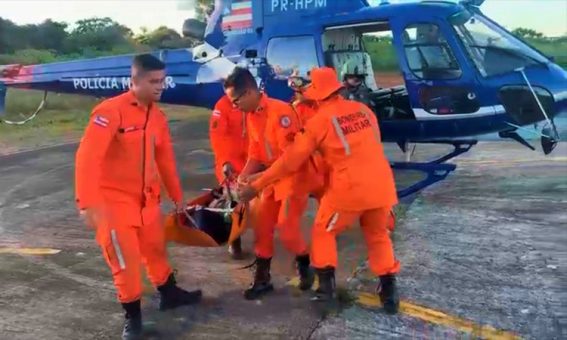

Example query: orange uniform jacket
[247,94,311,201]
[209,95,248,183]
[252,96,398,211]
[290,99,327,195]
[291,99,318,125]
[75,90,183,226]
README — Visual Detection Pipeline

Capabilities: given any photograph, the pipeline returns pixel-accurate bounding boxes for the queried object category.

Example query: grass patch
[0,89,210,153]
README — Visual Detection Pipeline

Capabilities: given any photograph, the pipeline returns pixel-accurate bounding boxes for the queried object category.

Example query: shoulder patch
[93,115,109,128]
[280,115,291,128]
[212,110,221,117]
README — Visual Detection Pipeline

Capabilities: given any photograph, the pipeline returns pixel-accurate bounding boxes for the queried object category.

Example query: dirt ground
[375,72,404,88]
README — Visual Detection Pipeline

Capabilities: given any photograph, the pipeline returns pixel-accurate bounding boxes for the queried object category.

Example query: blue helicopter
[0,0,565,199]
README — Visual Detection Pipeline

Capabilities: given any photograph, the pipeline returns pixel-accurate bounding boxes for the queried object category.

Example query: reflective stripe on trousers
[110,229,126,270]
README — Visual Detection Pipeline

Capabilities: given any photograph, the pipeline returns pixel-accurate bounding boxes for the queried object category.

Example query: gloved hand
[174,201,185,214]
[237,183,258,203]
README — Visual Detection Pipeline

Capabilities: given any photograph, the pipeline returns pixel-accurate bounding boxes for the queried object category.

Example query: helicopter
[0,0,565,199]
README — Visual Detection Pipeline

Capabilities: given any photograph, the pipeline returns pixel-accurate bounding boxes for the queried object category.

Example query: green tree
[65,17,135,54]
[27,20,69,52]
[512,27,544,40]
[0,18,24,53]
[135,26,185,49]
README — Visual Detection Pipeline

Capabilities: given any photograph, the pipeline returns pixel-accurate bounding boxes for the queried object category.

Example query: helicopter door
[398,22,485,118]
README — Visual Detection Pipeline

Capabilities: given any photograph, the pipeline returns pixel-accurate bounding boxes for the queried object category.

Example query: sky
[0,0,566,37]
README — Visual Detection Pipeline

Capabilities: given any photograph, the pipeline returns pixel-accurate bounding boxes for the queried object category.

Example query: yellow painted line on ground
[356,292,521,340]
[0,247,61,255]
[459,157,567,165]
[287,279,521,340]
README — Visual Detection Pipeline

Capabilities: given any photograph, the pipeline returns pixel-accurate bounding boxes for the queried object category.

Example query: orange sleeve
[74,106,120,210]
[251,114,327,191]
[209,102,231,183]
[360,103,383,141]
[155,115,183,203]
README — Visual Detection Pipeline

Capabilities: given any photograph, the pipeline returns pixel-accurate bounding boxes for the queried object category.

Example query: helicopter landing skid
[391,140,478,199]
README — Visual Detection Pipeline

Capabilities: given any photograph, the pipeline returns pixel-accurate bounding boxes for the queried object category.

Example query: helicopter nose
[554,93,567,135]
[498,85,558,126]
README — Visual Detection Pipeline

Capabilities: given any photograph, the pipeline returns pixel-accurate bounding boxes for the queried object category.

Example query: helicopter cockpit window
[266,36,319,79]
[451,12,549,77]
[403,23,462,80]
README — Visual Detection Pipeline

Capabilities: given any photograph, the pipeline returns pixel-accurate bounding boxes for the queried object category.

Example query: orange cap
[303,67,344,101]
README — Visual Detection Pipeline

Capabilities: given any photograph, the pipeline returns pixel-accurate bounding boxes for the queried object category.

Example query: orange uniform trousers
[311,197,400,276]
[254,190,309,259]
[95,210,172,303]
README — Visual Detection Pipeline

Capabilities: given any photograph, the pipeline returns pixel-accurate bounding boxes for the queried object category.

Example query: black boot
[377,274,399,315]
[311,267,339,317]
[228,237,244,260]
[296,254,315,291]
[121,300,142,340]
[311,267,336,302]
[157,273,202,311]
[243,257,274,300]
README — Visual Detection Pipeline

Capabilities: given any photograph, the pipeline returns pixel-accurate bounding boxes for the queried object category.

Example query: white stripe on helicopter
[413,105,506,120]
[223,14,252,23]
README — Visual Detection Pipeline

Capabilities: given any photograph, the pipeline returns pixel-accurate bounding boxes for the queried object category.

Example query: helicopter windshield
[450,10,549,77]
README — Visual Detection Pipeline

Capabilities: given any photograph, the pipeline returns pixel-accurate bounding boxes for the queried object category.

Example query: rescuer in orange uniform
[238,67,401,314]
[75,54,203,339]
[223,67,315,300]
[288,74,327,200]
[209,94,249,259]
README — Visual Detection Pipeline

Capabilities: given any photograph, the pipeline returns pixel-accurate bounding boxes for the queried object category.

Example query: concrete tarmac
[0,118,565,339]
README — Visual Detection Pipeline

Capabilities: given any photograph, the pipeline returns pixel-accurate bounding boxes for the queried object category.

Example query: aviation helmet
[341,60,366,80]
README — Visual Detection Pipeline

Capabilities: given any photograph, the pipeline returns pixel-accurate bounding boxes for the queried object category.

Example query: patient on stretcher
[164,184,248,247]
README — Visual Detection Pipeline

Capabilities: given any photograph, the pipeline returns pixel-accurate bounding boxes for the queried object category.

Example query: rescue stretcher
[163,172,397,247]
[163,180,252,247]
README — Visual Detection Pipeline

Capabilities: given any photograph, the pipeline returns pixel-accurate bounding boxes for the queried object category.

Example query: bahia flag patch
[222,0,253,32]
[93,115,109,128]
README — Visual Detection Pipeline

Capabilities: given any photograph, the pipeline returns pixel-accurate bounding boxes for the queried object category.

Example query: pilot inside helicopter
[339,59,375,108]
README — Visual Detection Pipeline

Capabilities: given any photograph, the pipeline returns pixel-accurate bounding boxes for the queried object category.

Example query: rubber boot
[311,267,336,302]
[243,257,274,300]
[311,267,338,317]
[377,274,399,315]
[157,273,203,311]
[296,254,315,291]
[121,300,142,340]
[228,237,244,260]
